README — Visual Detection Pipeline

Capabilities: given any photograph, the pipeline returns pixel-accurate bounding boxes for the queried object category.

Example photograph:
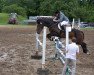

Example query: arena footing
[37,68,49,75]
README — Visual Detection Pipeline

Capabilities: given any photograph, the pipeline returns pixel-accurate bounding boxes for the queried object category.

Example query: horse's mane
[37,17,55,27]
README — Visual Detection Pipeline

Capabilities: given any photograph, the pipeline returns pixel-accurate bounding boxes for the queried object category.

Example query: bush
[2,4,26,16]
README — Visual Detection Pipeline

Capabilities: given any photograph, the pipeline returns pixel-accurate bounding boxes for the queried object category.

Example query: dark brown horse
[36,17,89,54]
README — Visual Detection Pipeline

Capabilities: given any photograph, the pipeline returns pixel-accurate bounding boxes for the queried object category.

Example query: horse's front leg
[36,33,40,50]
[36,23,44,34]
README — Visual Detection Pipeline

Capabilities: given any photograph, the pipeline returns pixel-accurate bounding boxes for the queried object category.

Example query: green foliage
[2,4,26,16]
[39,1,53,15]
[0,0,94,22]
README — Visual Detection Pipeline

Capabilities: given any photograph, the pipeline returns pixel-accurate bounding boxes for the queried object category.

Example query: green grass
[81,27,94,30]
[0,13,9,24]
[0,13,27,25]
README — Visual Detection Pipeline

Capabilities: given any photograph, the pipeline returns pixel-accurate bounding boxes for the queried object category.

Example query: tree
[0,0,6,12]
[2,4,26,16]
[0,0,94,22]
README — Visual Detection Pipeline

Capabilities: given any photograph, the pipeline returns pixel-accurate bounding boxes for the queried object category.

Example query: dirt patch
[0,26,94,75]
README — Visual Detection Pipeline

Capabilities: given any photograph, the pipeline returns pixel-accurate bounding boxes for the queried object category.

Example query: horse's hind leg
[81,42,89,54]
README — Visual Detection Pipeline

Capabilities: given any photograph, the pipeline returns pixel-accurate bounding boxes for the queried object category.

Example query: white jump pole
[66,26,71,49]
[72,18,75,28]
[42,27,47,69]
[78,18,81,29]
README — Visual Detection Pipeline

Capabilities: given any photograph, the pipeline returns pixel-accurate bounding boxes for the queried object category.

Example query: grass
[0,13,27,25]
[81,27,94,30]
[0,13,9,24]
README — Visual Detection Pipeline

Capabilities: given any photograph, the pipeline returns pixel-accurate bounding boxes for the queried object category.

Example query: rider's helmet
[54,10,60,16]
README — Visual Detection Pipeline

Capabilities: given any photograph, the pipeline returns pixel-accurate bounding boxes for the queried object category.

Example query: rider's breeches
[61,21,69,26]
[62,58,76,75]
[59,21,70,30]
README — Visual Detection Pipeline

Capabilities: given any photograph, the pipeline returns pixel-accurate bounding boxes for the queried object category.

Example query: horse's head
[37,17,54,26]
[36,18,44,34]
[36,17,54,34]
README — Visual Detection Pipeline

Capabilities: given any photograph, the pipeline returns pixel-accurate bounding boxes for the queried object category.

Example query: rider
[53,10,70,33]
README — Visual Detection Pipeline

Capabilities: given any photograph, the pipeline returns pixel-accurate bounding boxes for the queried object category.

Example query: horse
[36,17,89,54]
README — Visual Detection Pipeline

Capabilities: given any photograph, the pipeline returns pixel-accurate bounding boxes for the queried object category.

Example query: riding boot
[60,30,65,38]
[64,26,66,34]
[61,26,65,35]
